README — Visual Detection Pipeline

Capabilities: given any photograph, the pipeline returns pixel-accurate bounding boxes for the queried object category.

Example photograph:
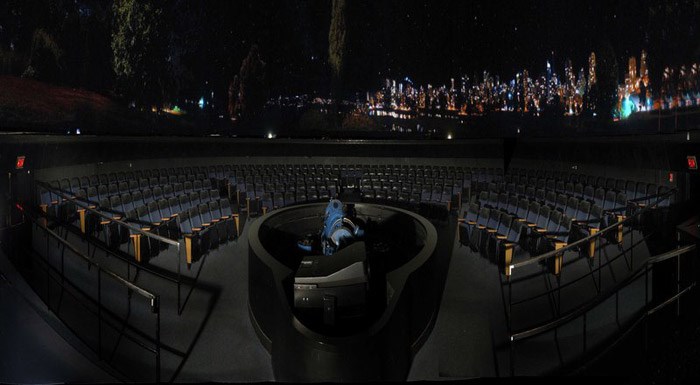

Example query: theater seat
[495,220,525,277]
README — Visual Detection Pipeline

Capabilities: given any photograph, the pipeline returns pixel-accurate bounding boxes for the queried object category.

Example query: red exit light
[688,156,698,170]
[15,156,25,170]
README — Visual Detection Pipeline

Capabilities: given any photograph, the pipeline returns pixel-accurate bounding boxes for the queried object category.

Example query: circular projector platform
[248,202,438,381]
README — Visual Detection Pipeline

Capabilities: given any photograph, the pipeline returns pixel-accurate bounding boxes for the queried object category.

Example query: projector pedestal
[294,242,368,325]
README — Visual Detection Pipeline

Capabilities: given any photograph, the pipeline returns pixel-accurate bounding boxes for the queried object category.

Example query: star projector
[297,199,365,256]
[294,199,369,325]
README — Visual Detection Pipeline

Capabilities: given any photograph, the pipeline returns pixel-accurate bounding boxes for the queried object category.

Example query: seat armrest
[606,206,626,213]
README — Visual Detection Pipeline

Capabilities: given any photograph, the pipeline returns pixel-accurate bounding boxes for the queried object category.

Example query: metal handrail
[509,188,676,274]
[510,244,696,342]
[29,210,158,302]
[25,210,162,382]
[37,181,180,248]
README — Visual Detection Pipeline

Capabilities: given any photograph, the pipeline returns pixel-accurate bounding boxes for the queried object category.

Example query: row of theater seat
[503,170,672,207]
[124,197,238,265]
[228,165,500,215]
[41,163,669,271]
[459,179,635,276]
[38,168,239,266]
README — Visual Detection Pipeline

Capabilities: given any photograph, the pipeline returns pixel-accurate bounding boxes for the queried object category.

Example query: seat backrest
[168,196,180,214]
[189,206,202,228]
[147,201,160,222]
[576,200,591,221]
[179,194,190,211]
[465,203,479,222]
[589,204,603,226]
[498,214,513,236]
[535,188,545,201]
[178,209,192,233]
[153,186,163,200]
[477,207,490,226]
[87,186,98,202]
[537,205,551,228]
[566,196,579,217]
[486,209,501,229]
[116,181,128,194]
[158,199,171,218]
[604,190,617,208]
[120,193,133,212]
[556,194,568,210]
[189,191,200,206]
[126,208,138,221]
[108,183,118,196]
[616,192,627,207]
[548,209,562,231]
[515,198,529,218]
[635,182,646,199]
[498,193,508,209]
[507,195,518,213]
[142,188,153,203]
[508,220,524,242]
[199,204,212,223]
[137,204,150,223]
[109,195,122,212]
[557,215,572,242]
[209,200,222,218]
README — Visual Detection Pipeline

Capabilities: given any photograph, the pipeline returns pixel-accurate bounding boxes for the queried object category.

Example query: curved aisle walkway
[408,231,503,380]
[0,252,115,383]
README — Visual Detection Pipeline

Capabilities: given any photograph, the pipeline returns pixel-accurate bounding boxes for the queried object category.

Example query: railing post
[45,225,51,310]
[508,277,514,377]
[177,244,182,315]
[152,296,161,383]
[583,312,587,353]
[676,231,681,317]
[97,268,102,360]
[597,234,602,290]
[645,264,649,307]
[615,290,619,326]
[630,227,634,269]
